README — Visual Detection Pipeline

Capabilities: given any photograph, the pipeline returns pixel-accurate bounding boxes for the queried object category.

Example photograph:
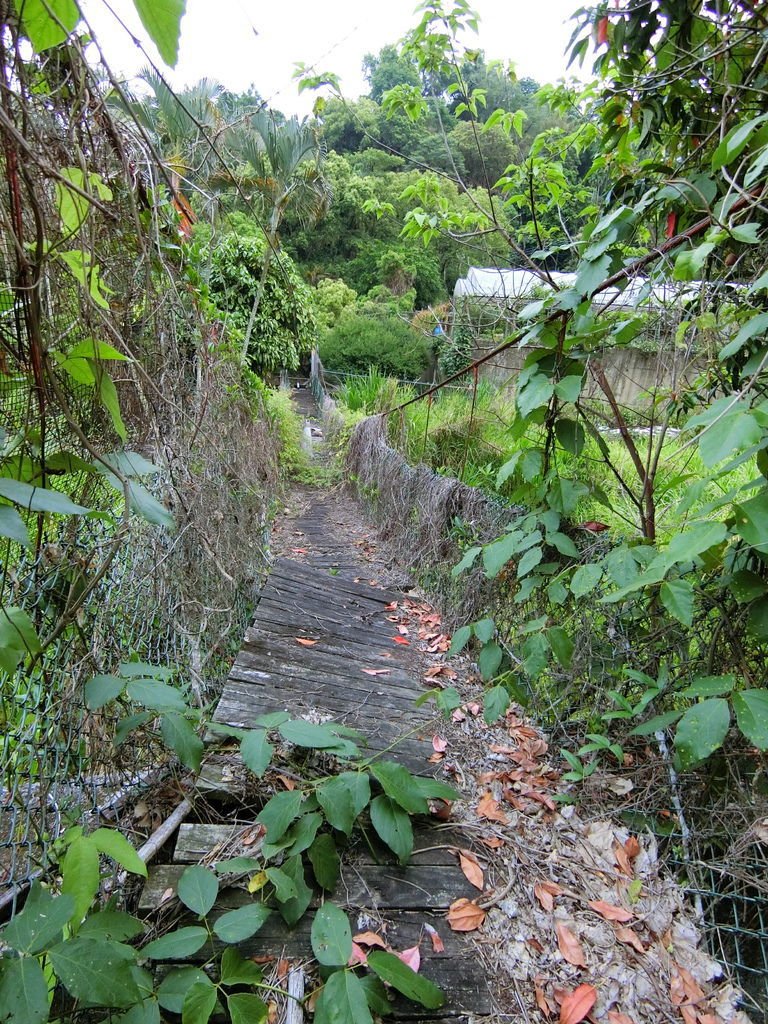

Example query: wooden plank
[255,594,395,634]
[271,558,400,603]
[263,572,395,612]
[238,635,417,683]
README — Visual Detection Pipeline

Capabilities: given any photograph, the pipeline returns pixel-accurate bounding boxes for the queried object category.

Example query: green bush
[319,311,431,379]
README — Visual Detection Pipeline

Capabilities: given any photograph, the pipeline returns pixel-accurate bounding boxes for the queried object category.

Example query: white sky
[82,0,584,115]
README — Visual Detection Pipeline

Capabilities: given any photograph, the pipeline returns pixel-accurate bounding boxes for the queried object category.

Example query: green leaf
[119,662,174,679]
[358,974,390,1016]
[517,546,542,579]
[555,418,587,455]
[674,699,731,768]
[79,911,145,942]
[483,683,510,723]
[240,729,273,777]
[101,450,159,477]
[126,482,174,530]
[91,828,147,877]
[660,579,695,626]
[698,411,762,467]
[680,675,736,698]
[182,980,217,1024]
[228,993,269,1024]
[0,606,41,660]
[263,811,322,860]
[311,902,352,966]
[734,495,768,554]
[448,623,472,654]
[265,866,298,902]
[547,626,574,669]
[548,531,579,558]
[367,950,444,1009]
[629,710,685,736]
[554,375,582,403]
[473,617,495,643]
[178,865,219,917]
[158,968,213,1013]
[308,833,341,891]
[67,339,128,361]
[61,835,100,927]
[478,640,502,680]
[666,522,728,564]
[711,114,768,170]
[1,885,74,954]
[276,855,312,926]
[0,955,49,1024]
[570,563,603,597]
[142,926,208,959]
[516,374,554,419]
[719,312,768,360]
[315,969,373,1024]
[482,533,518,579]
[132,0,186,66]
[49,936,139,1007]
[0,477,88,515]
[213,903,271,943]
[369,794,413,864]
[257,790,303,844]
[97,369,127,441]
[160,713,204,772]
[220,947,263,986]
[125,679,186,711]
[732,689,768,749]
[84,674,125,710]
[410,776,460,802]
[279,720,341,748]
[14,0,79,51]
[317,776,357,835]
[0,506,31,547]
[452,545,481,576]
[370,761,428,814]
[121,998,161,1024]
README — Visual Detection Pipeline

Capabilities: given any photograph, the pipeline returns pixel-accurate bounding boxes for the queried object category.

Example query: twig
[135,797,193,866]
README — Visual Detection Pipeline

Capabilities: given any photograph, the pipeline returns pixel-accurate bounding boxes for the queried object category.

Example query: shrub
[319,311,431,379]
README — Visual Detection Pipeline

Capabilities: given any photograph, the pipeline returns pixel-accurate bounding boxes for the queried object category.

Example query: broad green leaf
[182,980,217,1024]
[516,374,554,419]
[61,835,100,927]
[548,531,579,558]
[570,563,603,597]
[49,936,139,1007]
[315,968,373,1024]
[547,626,574,669]
[213,856,261,874]
[254,711,291,728]
[279,720,340,748]
[680,675,736,698]
[574,254,611,297]
[629,710,685,736]
[308,833,341,890]
[734,495,768,554]
[732,689,768,749]
[133,0,186,66]
[14,0,79,51]
[0,477,88,515]
[142,926,208,959]
[126,482,174,530]
[482,533,518,578]
[220,947,263,986]
[80,911,145,942]
[483,683,510,723]
[0,506,31,547]
[125,679,186,711]
[228,993,269,1024]
[712,114,768,170]
[101,450,159,477]
[121,998,161,1024]
[276,855,312,926]
[448,623,472,654]
[119,662,174,679]
[660,579,695,626]
[263,811,322,860]
[748,597,768,640]
[452,545,481,576]
[478,640,502,680]
[317,775,358,835]
[495,454,520,488]
[213,903,271,943]
[698,411,761,467]
[367,951,444,1009]
[67,339,128,361]
[257,790,303,844]
[555,418,586,455]
[473,617,495,643]
[311,902,352,966]
[0,606,41,660]
[554,375,582,403]
[91,828,147,877]
[674,699,731,768]
[517,546,542,578]
[719,312,768,360]
[1,885,74,954]
[84,674,125,710]
[665,522,728,564]
[371,761,428,814]
[178,865,218,917]
[0,955,49,1024]
[369,794,413,864]
[158,968,213,1013]
[265,866,298,901]
[240,729,273,777]
[161,713,204,771]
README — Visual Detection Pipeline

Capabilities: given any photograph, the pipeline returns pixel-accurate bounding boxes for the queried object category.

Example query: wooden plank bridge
[140,439,493,1020]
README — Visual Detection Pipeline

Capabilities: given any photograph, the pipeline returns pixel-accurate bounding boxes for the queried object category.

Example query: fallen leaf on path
[613,840,633,877]
[607,1013,636,1024]
[277,775,296,791]
[556,922,587,967]
[395,946,421,972]
[477,792,509,824]
[479,835,505,850]
[614,925,645,954]
[559,983,597,1024]
[432,735,448,753]
[451,708,466,722]
[397,624,409,635]
[348,943,367,966]
[624,835,641,860]
[385,601,398,611]
[290,547,308,554]
[458,850,484,890]
[447,898,486,932]
[424,923,444,953]
[392,636,410,646]
[534,880,563,912]
[362,668,391,676]
[429,798,452,820]
[295,637,318,647]
[588,899,634,922]
[534,975,553,1018]
[159,887,174,906]
[353,931,387,949]
[276,959,290,982]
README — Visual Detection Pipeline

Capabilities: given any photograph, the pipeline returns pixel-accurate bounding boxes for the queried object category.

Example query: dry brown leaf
[607,1012,636,1024]
[535,975,553,1019]
[477,792,509,824]
[479,835,505,850]
[559,983,597,1024]
[534,880,563,912]
[429,798,452,820]
[447,898,486,932]
[267,999,278,1024]
[395,946,421,972]
[556,922,587,967]
[613,840,633,877]
[424,923,445,953]
[353,931,387,949]
[159,887,174,906]
[295,637,318,647]
[347,942,368,966]
[458,850,484,890]
[615,925,646,954]
[277,775,296,791]
[670,971,697,1024]
[432,735,448,753]
[392,636,410,646]
[276,959,290,982]
[588,899,634,922]
[385,601,398,611]
[624,835,641,860]
[362,668,390,676]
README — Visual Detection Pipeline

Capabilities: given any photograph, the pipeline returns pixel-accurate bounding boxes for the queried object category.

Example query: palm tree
[230,112,332,362]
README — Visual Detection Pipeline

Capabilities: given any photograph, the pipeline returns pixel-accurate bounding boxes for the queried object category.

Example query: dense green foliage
[320,310,431,379]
